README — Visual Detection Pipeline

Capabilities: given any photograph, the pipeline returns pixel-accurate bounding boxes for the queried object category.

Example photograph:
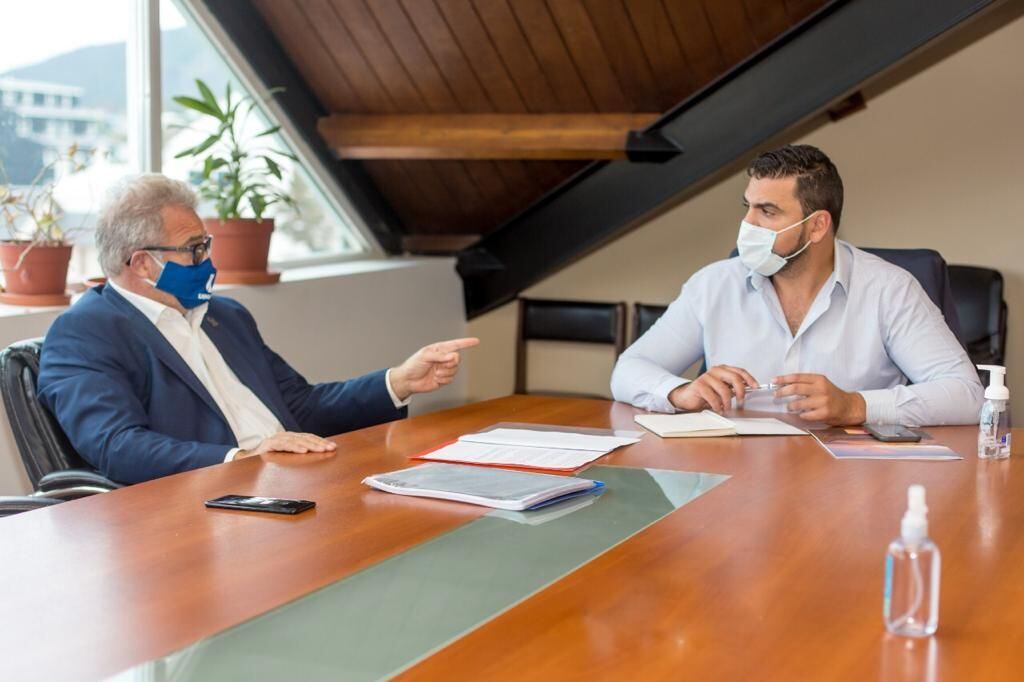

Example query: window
[161,1,367,263]
[0,0,373,290]
[0,0,131,283]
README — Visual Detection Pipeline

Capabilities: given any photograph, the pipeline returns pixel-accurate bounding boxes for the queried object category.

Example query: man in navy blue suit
[38,174,478,485]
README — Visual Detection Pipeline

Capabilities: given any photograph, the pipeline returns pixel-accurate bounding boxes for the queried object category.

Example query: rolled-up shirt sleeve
[859,272,983,426]
[611,282,706,413]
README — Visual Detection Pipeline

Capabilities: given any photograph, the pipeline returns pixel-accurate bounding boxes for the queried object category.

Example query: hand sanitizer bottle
[884,485,940,637]
[977,364,1011,459]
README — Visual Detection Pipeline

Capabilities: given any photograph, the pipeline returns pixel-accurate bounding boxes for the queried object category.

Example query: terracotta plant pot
[0,241,73,305]
[202,218,279,285]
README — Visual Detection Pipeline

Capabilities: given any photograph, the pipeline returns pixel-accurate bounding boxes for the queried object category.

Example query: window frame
[132,0,383,263]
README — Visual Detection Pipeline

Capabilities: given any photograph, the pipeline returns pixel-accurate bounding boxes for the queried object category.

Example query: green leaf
[173,145,197,159]
[267,148,299,162]
[202,157,228,179]
[192,135,220,156]
[249,193,267,220]
[195,79,223,118]
[255,125,281,138]
[225,82,232,111]
[172,96,221,119]
[263,156,282,180]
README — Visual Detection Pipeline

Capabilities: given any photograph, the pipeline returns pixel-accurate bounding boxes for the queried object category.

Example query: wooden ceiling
[252,0,828,243]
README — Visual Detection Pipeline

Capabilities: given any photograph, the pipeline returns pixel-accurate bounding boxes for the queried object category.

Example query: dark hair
[747,144,844,233]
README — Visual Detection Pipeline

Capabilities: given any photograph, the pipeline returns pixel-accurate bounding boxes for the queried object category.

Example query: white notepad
[363,463,601,510]
[634,411,808,438]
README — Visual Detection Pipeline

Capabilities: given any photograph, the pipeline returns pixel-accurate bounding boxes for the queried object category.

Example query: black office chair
[632,303,669,344]
[0,495,62,519]
[0,338,120,517]
[860,248,964,344]
[949,265,1007,367]
[515,298,627,398]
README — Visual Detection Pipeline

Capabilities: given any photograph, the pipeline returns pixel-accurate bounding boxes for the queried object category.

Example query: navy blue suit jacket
[37,285,406,484]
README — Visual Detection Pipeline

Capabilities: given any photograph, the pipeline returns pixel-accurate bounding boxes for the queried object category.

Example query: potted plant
[0,145,89,306]
[173,80,297,284]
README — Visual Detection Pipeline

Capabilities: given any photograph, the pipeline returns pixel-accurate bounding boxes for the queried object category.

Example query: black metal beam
[196,0,403,253]
[458,0,998,318]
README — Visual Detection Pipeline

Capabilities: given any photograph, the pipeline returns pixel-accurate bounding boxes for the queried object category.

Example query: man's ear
[126,251,152,279]
[810,211,833,242]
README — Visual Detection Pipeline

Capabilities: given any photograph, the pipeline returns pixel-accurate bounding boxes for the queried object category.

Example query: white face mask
[736,213,816,276]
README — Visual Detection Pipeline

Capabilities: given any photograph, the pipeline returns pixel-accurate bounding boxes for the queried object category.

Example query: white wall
[465,8,1024,404]
[0,257,468,495]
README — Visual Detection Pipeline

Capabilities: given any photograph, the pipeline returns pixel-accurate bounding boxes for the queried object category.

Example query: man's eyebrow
[742,196,781,211]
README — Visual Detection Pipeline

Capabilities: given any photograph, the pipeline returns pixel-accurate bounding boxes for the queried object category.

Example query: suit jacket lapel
[103,286,231,427]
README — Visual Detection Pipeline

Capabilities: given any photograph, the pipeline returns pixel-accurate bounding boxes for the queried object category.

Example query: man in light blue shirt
[611,145,983,426]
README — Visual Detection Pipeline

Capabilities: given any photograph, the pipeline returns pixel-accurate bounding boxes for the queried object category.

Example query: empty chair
[0,338,120,516]
[948,265,1007,367]
[633,303,669,343]
[516,298,627,397]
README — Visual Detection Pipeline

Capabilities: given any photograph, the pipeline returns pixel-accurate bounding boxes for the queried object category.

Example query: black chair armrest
[0,496,62,518]
[38,469,121,494]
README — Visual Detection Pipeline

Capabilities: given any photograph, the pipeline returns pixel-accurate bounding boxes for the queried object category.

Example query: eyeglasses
[127,235,213,266]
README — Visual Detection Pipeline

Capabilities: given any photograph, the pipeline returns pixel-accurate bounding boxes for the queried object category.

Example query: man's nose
[743,207,759,226]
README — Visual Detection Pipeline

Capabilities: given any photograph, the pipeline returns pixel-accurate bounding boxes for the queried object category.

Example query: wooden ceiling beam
[318,113,661,160]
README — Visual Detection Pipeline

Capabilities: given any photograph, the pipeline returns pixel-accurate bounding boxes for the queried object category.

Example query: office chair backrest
[633,303,669,343]
[515,298,627,395]
[860,247,964,343]
[0,338,92,487]
[948,265,1007,367]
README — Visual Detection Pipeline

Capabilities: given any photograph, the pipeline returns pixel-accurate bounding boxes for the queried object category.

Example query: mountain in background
[1,27,234,113]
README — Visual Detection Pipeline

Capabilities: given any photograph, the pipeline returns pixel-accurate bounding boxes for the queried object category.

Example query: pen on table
[746,383,780,393]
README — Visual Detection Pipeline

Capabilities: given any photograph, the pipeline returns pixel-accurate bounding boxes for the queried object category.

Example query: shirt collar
[107,278,208,330]
[745,237,851,294]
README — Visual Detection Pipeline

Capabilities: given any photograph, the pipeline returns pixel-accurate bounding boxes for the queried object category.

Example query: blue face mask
[146,253,216,309]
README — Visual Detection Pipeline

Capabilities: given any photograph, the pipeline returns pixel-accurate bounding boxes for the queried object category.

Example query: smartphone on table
[205,494,316,515]
[864,425,922,443]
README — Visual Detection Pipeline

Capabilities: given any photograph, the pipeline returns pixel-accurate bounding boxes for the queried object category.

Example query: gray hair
[96,174,198,276]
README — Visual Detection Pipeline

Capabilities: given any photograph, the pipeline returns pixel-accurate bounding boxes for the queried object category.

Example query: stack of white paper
[415,427,642,471]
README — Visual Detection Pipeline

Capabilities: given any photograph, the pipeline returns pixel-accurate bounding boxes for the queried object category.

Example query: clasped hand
[668,365,865,425]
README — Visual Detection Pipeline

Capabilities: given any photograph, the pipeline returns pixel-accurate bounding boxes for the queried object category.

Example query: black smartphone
[205,494,316,515]
[864,425,922,443]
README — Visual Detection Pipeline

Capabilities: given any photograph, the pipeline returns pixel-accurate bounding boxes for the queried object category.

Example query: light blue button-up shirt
[611,239,983,425]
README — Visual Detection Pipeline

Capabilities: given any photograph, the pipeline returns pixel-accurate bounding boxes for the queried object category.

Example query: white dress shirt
[108,280,409,460]
[611,239,984,426]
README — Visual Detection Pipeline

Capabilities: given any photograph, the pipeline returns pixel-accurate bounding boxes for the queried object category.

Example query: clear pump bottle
[977,364,1011,459]
[884,485,940,637]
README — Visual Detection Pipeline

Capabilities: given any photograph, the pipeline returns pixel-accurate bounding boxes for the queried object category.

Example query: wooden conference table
[1,395,1022,681]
